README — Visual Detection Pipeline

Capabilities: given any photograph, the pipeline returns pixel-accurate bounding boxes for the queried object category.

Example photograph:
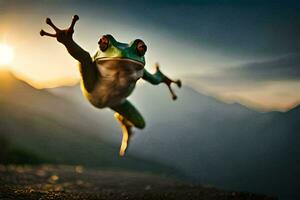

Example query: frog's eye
[136,40,147,56]
[98,35,109,52]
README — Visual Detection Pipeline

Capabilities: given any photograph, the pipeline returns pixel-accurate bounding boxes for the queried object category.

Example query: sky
[0,0,300,111]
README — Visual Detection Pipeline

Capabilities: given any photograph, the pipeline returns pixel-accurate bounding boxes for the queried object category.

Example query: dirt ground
[0,165,276,200]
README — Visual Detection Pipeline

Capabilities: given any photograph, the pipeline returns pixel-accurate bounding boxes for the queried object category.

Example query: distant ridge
[0,69,180,176]
[1,69,300,199]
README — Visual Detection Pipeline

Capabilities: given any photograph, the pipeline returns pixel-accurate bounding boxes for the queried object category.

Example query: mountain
[50,81,300,200]
[0,70,179,175]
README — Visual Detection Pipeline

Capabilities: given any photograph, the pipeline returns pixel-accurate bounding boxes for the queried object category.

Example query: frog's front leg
[143,63,182,100]
[111,100,145,156]
[40,15,98,92]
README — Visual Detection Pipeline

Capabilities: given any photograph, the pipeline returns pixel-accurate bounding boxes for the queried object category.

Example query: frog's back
[83,58,144,108]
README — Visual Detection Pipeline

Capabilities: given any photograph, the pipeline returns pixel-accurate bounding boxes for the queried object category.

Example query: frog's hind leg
[111,100,145,156]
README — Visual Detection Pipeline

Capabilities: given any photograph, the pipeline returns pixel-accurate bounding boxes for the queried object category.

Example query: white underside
[85,58,144,108]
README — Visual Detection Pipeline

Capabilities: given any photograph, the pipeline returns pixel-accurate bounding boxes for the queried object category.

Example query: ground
[0,165,276,200]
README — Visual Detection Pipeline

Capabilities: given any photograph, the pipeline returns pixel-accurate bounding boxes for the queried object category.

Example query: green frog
[40,15,181,156]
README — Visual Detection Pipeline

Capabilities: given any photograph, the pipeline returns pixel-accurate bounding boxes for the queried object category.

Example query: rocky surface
[0,165,276,200]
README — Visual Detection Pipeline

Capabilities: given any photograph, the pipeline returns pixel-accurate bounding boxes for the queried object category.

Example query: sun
[0,44,14,66]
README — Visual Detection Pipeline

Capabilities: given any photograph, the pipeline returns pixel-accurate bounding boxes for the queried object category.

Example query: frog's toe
[119,138,128,156]
[119,124,134,156]
[40,29,56,37]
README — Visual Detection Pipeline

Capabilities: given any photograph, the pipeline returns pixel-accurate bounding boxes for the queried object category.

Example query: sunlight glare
[0,44,14,66]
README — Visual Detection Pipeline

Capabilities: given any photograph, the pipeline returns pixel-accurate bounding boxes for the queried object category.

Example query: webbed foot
[114,113,134,156]
[40,15,79,44]
[155,63,182,100]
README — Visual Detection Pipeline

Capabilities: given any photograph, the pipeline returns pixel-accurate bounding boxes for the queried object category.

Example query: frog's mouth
[96,57,145,70]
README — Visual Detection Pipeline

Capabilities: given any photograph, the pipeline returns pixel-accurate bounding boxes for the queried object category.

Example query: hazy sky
[0,0,299,111]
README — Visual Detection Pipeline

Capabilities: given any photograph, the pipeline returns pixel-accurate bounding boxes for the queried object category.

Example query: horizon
[0,67,299,113]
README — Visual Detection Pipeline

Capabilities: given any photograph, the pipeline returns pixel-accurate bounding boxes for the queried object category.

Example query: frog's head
[94,34,147,69]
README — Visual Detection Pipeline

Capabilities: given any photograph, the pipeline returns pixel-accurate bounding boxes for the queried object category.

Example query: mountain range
[1,70,299,199]
[0,70,178,175]
[51,78,300,200]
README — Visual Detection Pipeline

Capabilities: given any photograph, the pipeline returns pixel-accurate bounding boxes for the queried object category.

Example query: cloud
[4,0,300,59]
[124,1,300,58]
[184,53,300,111]
[227,53,300,81]
[189,53,300,85]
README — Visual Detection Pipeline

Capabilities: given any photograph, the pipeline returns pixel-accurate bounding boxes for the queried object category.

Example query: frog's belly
[85,59,144,108]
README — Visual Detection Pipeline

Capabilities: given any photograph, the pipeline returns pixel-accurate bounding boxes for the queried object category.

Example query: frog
[40,15,181,156]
